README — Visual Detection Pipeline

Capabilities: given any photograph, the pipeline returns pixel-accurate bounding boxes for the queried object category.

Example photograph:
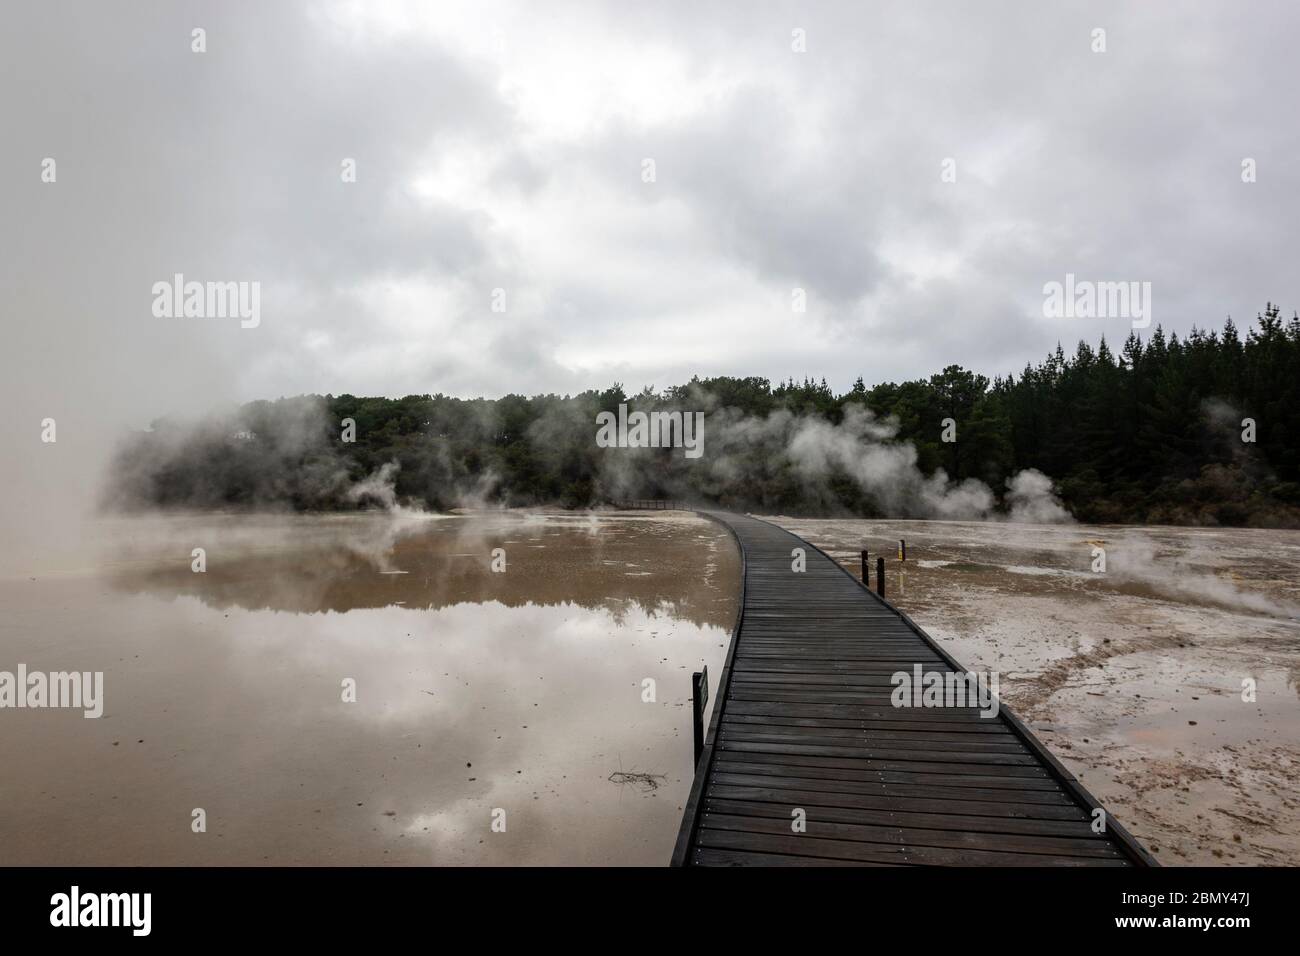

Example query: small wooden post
[691,667,709,766]
[860,549,869,583]
[899,539,907,562]
[876,556,886,598]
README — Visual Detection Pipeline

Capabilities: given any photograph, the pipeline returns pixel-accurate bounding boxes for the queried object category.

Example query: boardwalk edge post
[691,667,709,765]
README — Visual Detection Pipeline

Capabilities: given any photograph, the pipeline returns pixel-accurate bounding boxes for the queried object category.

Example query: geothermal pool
[0,511,738,865]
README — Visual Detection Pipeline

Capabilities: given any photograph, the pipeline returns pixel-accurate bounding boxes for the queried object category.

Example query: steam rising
[597,399,1069,522]
[1106,532,1300,619]
[102,394,1072,524]
[1005,470,1071,524]
[346,461,401,510]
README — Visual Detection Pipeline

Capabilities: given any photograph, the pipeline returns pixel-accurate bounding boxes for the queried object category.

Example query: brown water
[0,510,738,865]
[772,516,1300,866]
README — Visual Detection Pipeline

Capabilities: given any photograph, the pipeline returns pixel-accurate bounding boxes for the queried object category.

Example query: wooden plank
[695,827,1131,867]
[719,721,1029,752]
[713,746,1053,779]
[717,732,1037,765]
[725,700,1009,728]
[693,848,895,867]
[703,799,1107,843]
[710,768,1080,807]
[706,783,1088,822]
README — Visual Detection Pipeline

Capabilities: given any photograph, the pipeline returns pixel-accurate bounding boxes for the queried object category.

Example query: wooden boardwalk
[672,512,1156,867]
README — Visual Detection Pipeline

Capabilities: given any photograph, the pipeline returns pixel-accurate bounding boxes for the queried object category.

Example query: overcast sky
[3,0,1297,436]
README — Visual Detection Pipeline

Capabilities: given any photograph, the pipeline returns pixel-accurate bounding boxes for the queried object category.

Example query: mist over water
[95,393,1072,532]
[1101,530,1300,620]
[681,402,1070,521]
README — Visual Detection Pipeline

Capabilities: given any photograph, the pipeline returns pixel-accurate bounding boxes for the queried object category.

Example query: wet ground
[771,516,1300,866]
[0,510,738,865]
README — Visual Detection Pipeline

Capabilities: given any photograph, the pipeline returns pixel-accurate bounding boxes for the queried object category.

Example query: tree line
[107,305,1300,526]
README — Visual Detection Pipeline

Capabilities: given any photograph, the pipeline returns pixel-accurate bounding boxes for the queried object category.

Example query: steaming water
[0,511,738,865]
[774,516,1300,866]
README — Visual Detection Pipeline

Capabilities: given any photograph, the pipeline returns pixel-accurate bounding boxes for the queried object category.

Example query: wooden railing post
[876,556,885,598]
[691,667,709,766]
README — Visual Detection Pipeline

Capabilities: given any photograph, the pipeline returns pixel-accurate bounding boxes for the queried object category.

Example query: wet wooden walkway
[672,512,1156,867]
